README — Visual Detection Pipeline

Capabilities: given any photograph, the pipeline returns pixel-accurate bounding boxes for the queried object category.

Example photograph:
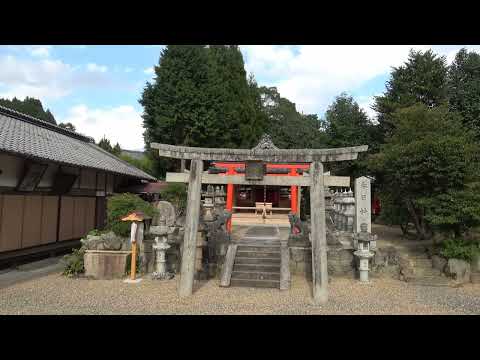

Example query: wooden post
[310,161,328,304]
[225,166,235,232]
[178,159,204,297]
[130,221,138,281]
[290,168,297,214]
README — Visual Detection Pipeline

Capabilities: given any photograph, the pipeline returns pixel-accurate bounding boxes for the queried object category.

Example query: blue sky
[0,45,477,150]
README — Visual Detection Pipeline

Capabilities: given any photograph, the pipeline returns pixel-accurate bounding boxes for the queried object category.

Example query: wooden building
[0,106,155,263]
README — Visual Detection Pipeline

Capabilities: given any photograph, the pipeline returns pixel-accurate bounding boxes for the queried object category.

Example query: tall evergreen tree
[447,48,480,136]
[140,45,214,149]
[324,93,380,177]
[373,49,448,140]
[98,136,114,154]
[258,86,324,149]
[0,96,57,124]
[206,46,265,148]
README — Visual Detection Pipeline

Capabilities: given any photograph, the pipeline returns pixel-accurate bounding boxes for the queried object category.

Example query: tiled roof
[0,105,155,181]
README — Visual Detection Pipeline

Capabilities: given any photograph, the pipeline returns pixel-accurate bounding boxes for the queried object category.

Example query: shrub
[160,183,187,217]
[439,238,480,262]
[106,193,157,237]
[61,247,85,277]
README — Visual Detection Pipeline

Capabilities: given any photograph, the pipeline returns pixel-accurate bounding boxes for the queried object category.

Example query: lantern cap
[121,210,151,222]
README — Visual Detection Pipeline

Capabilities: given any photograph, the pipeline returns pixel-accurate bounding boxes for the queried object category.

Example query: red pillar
[290,168,298,214]
[226,167,235,232]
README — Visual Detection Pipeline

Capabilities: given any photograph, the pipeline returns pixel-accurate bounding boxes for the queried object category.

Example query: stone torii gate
[151,135,367,304]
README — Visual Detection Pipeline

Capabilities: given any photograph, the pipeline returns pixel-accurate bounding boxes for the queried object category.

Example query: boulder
[82,231,125,251]
[445,259,471,284]
[432,255,447,272]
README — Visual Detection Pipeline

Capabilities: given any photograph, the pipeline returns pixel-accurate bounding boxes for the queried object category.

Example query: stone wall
[289,244,402,280]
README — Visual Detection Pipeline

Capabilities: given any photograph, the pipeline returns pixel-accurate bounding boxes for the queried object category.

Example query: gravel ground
[1,273,479,315]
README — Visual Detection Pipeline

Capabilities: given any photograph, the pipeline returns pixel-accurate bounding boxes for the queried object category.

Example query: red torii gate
[212,162,310,231]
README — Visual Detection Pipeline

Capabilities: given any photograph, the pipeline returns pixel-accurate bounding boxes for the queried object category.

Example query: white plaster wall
[0,153,24,187]
[37,163,59,188]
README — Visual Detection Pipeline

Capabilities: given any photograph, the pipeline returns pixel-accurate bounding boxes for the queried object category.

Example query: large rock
[152,201,176,226]
[432,255,447,272]
[445,259,471,284]
[82,231,125,251]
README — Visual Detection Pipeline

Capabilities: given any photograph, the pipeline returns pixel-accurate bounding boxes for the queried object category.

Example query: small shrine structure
[151,135,367,304]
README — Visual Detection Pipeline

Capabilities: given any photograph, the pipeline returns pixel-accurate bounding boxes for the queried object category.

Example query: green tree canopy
[140,45,268,178]
[258,86,325,149]
[58,122,76,132]
[0,97,56,124]
[98,136,121,156]
[323,93,380,177]
[447,47,480,137]
[369,104,480,239]
[373,49,448,140]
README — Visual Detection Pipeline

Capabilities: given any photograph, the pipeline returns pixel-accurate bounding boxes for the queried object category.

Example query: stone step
[236,245,281,253]
[237,238,281,244]
[235,257,281,265]
[413,267,442,276]
[233,263,281,272]
[236,250,280,258]
[230,278,280,289]
[406,276,451,287]
[231,270,280,281]
[412,258,433,267]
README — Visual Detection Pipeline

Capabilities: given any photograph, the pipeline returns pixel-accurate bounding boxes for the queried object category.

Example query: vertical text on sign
[354,176,371,233]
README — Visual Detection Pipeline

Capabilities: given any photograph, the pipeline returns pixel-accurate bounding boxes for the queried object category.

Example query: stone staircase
[230,243,281,288]
[402,249,451,287]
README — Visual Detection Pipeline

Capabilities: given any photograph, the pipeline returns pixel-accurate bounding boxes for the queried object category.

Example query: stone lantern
[353,222,377,282]
[344,188,355,232]
[334,191,342,230]
[202,185,216,222]
[151,216,174,280]
[214,185,226,210]
[339,190,349,231]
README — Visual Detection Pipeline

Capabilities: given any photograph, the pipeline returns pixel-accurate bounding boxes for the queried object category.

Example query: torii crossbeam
[151,135,368,304]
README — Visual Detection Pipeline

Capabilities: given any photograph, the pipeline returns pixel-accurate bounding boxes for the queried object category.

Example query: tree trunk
[405,199,427,240]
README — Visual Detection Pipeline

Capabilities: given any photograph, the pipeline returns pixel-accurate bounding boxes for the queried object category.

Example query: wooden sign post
[130,221,138,280]
[121,211,151,283]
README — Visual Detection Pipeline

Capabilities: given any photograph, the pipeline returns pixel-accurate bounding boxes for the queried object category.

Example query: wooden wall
[0,194,95,253]
[58,196,96,242]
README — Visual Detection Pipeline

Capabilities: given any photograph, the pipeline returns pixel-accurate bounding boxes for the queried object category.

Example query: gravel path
[1,273,479,314]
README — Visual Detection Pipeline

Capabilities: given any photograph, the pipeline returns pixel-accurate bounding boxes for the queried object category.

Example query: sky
[1,45,479,151]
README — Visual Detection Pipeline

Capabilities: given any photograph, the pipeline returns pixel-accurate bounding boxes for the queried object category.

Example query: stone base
[123,278,143,284]
[151,272,174,280]
[84,250,130,279]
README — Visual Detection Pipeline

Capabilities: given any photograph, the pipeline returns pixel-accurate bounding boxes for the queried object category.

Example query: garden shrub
[61,247,86,277]
[439,238,480,262]
[106,193,157,237]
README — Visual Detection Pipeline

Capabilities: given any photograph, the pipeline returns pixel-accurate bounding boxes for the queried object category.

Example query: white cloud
[143,67,154,75]
[29,46,52,57]
[86,63,108,73]
[240,45,480,116]
[0,55,116,102]
[60,104,145,150]
[357,94,380,121]
[0,55,73,100]
[2,45,52,57]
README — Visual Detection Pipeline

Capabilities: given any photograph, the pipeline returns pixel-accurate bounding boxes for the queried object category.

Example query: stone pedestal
[84,250,131,279]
